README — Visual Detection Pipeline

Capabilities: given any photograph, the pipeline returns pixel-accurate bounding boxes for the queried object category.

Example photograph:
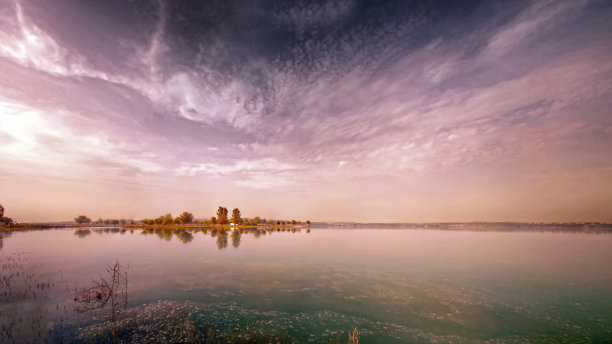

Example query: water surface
[1,227,611,343]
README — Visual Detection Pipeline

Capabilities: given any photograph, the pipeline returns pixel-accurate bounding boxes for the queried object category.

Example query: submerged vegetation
[69,260,360,344]
[0,253,356,343]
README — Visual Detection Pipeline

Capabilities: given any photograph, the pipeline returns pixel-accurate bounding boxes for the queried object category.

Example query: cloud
[0,98,166,179]
[274,0,355,35]
[484,0,583,57]
[175,158,298,190]
[1,0,611,221]
[0,1,87,76]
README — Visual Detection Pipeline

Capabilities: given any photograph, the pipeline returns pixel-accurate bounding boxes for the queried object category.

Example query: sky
[0,0,611,223]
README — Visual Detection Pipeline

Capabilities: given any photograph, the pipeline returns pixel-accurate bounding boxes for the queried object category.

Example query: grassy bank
[0,224,58,232]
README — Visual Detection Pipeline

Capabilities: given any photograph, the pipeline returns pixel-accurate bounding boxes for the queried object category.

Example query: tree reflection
[216,230,228,249]
[95,226,305,249]
[253,229,261,239]
[158,229,173,242]
[231,229,241,248]
[0,231,11,250]
[74,229,92,238]
[176,230,194,244]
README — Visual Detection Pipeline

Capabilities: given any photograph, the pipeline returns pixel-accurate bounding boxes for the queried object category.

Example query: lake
[1,227,611,343]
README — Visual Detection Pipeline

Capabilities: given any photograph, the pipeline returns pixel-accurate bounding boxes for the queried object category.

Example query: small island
[1,203,311,232]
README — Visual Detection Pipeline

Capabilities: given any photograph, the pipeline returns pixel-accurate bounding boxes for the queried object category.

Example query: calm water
[1,227,611,343]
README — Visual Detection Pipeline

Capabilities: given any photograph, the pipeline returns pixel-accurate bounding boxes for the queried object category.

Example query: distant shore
[2,221,611,233]
[0,223,306,232]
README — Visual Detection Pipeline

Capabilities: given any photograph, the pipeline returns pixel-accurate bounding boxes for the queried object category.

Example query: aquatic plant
[348,327,359,344]
[71,301,298,344]
[0,253,56,343]
[73,261,127,313]
[73,260,129,343]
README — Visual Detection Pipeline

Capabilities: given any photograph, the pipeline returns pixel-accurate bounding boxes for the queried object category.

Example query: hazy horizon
[1,0,611,223]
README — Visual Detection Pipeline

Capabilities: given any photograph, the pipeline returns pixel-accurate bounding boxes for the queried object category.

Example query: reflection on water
[74,229,91,238]
[0,231,9,249]
[0,227,611,343]
[137,227,302,249]
[231,230,241,248]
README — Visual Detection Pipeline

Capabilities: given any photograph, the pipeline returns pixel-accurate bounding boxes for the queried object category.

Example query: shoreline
[2,222,611,233]
[0,223,306,232]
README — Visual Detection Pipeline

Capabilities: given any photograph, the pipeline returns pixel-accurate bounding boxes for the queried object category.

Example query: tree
[210,216,217,224]
[216,207,229,225]
[162,213,173,225]
[231,208,242,224]
[74,215,92,224]
[291,219,297,225]
[177,211,194,224]
[0,204,13,225]
[306,220,311,225]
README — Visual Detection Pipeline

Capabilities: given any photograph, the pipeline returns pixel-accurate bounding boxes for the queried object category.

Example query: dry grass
[73,261,127,312]
[348,327,359,344]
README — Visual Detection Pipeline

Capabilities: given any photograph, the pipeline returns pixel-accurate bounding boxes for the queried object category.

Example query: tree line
[74,217,138,225]
[3,203,311,227]
[135,206,310,226]
[140,211,194,225]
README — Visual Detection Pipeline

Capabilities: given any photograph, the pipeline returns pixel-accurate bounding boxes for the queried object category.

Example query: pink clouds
[0,0,611,222]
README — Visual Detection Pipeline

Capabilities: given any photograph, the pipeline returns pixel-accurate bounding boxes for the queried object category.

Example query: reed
[348,327,359,344]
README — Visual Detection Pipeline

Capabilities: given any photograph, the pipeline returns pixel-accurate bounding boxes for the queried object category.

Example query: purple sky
[0,0,611,222]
